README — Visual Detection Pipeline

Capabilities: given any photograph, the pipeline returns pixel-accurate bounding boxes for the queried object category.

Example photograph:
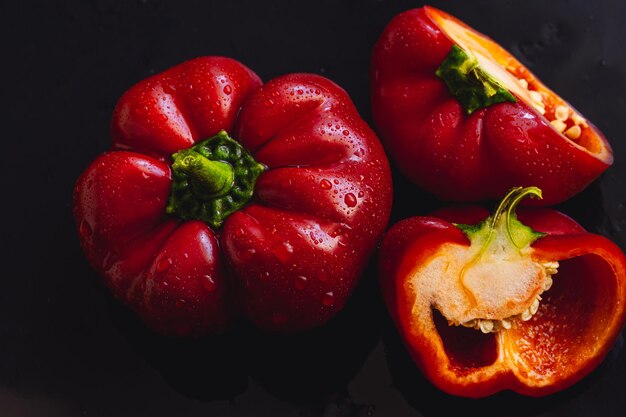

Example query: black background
[3,0,626,416]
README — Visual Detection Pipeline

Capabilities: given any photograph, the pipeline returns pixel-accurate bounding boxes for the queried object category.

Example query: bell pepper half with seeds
[379,187,626,397]
[371,6,613,205]
[74,57,392,336]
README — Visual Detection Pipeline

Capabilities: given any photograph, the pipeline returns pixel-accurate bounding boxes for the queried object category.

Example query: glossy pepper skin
[379,188,626,398]
[74,57,392,336]
[371,6,613,205]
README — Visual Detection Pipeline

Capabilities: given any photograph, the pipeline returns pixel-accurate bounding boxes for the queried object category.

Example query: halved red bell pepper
[379,186,626,397]
[74,57,392,336]
[371,6,613,205]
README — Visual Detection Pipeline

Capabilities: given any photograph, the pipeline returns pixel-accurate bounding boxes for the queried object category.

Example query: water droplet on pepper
[322,291,335,306]
[294,276,308,291]
[344,193,357,207]
[79,220,92,238]
[239,248,256,261]
[271,312,289,325]
[272,242,293,263]
[202,275,216,292]
[157,257,172,272]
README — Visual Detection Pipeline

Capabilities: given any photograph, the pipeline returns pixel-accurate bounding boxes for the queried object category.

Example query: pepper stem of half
[446,186,554,333]
[456,186,546,259]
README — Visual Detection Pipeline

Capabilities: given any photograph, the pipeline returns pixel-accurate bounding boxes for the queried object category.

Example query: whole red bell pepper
[379,186,626,397]
[371,6,613,205]
[74,57,392,336]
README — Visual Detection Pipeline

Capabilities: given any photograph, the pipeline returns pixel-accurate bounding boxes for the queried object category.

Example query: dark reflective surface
[4,0,626,416]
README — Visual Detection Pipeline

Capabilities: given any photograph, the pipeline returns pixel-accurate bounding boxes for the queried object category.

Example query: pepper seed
[555,105,569,121]
[479,320,494,334]
[529,90,544,104]
[572,113,588,127]
[565,125,582,140]
[551,120,567,133]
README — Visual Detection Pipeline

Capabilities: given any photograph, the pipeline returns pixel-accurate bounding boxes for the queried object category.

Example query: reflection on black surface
[388,166,442,220]
[246,262,384,404]
[109,298,249,401]
[110,258,385,404]
[555,180,605,232]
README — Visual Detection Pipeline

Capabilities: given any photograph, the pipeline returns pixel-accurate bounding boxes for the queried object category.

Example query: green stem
[490,186,543,248]
[166,130,266,229]
[456,186,546,255]
[171,149,234,199]
[436,45,517,114]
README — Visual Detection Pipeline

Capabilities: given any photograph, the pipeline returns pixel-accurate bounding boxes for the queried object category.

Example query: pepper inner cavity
[430,8,588,142]
[510,72,587,141]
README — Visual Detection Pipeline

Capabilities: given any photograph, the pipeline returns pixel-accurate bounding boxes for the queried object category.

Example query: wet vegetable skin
[74,57,392,336]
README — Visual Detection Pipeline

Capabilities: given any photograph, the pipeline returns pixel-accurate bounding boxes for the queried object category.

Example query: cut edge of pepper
[425,5,613,164]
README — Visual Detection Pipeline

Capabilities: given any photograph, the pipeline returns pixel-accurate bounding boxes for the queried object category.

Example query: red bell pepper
[379,186,626,397]
[371,6,613,205]
[74,57,392,336]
